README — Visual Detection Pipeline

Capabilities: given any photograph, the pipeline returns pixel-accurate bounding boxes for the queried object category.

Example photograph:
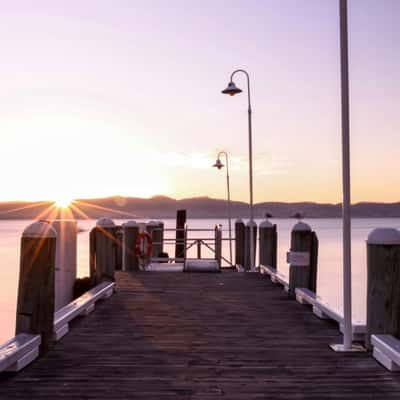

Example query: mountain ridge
[0,196,399,219]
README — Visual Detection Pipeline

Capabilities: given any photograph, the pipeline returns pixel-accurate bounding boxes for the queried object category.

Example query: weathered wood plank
[2,272,400,399]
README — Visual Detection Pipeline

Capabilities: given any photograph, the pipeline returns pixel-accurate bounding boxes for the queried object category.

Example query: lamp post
[221,69,255,271]
[213,151,233,265]
[330,0,363,353]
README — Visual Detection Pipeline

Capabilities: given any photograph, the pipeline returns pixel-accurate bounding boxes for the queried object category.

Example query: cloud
[144,150,292,176]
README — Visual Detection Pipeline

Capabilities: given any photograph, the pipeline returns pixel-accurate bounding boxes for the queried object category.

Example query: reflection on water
[0,218,399,343]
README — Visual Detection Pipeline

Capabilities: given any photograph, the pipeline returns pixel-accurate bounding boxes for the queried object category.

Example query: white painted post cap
[96,217,115,228]
[146,221,159,226]
[246,220,257,227]
[260,219,273,228]
[292,221,311,232]
[367,228,400,245]
[122,220,138,227]
[138,222,146,232]
[23,221,57,238]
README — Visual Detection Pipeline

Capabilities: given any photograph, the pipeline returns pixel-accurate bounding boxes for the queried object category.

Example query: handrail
[154,227,231,233]
[148,223,234,267]
[201,239,232,267]
[185,240,197,252]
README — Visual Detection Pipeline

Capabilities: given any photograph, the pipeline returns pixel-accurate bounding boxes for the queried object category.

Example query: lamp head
[212,158,224,170]
[221,81,242,96]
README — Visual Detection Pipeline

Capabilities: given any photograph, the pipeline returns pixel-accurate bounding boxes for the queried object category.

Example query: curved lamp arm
[217,151,229,176]
[230,69,252,112]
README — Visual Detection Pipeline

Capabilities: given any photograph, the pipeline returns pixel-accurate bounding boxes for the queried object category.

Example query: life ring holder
[135,231,153,259]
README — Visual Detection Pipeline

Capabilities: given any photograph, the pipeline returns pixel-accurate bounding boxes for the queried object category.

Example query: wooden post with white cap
[288,221,318,298]
[244,220,257,271]
[95,217,117,282]
[51,219,77,311]
[16,221,57,354]
[235,219,245,269]
[147,221,164,257]
[259,216,277,269]
[113,225,123,270]
[175,210,186,260]
[122,221,139,271]
[366,228,400,349]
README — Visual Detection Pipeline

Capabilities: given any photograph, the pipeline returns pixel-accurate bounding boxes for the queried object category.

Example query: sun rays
[54,198,73,209]
[0,197,138,224]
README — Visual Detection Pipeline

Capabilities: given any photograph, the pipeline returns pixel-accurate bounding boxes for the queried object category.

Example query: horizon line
[0,195,399,206]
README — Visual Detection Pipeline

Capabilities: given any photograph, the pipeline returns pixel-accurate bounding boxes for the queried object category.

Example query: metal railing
[149,225,233,267]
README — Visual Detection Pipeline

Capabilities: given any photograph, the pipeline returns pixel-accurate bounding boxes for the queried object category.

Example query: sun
[54,197,73,208]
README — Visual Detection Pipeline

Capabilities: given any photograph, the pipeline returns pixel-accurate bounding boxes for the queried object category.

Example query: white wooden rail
[0,281,115,373]
[259,264,289,292]
[371,335,400,371]
[259,264,365,341]
[146,264,184,272]
[0,334,41,373]
[54,281,115,341]
[295,287,366,341]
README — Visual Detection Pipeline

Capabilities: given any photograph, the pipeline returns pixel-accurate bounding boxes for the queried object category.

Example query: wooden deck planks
[1,271,400,399]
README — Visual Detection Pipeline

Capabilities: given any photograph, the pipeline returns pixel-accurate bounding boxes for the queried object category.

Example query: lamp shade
[212,159,224,170]
[221,81,242,96]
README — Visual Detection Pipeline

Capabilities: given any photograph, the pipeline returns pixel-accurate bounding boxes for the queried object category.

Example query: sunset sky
[0,0,399,204]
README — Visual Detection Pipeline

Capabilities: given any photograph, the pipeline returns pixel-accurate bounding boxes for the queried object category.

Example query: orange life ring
[135,231,153,258]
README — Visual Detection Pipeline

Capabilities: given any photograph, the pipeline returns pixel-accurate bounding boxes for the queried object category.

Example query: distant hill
[0,196,399,220]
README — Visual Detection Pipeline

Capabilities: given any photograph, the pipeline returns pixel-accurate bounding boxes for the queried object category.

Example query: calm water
[1,218,399,343]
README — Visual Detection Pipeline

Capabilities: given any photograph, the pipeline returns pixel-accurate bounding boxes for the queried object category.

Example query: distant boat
[291,212,304,220]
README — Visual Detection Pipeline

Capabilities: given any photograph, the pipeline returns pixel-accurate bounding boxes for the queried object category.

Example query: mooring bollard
[114,225,123,271]
[235,219,245,268]
[153,221,164,257]
[94,217,116,282]
[365,228,400,349]
[259,217,277,270]
[244,220,257,271]
[175,209,186,260]
[122,220,139,271]
[16,221,57,353]
[51,219,77,311]
[89,226,96,284]
[147,221,164,257]
[288,221,318,298]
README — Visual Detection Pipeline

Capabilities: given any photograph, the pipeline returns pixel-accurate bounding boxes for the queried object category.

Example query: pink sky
[0,0,399,203]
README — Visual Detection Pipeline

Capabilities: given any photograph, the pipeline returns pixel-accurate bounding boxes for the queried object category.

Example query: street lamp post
[213,151,233,265]
[221,69,255,271]
[330,0,363,353]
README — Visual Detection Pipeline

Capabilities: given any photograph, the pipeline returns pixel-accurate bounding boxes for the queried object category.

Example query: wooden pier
[1,271,400,399]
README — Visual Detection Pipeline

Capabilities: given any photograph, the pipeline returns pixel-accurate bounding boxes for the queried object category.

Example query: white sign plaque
[287,251,310,266]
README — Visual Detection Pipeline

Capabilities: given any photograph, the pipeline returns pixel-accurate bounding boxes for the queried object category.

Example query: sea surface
[1,217,399,343]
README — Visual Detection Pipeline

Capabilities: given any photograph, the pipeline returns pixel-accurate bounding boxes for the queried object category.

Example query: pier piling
[259,217,277,270]
[147,221,164,257]
[114,226,123,270]
[175,210,186,259]
[52,220,77,311]
[16,221,57,353]
[366,228,400,348]
[244,220,257,271]
[94,218,117,282]
[122,221,139,271]
[288,221,318,298]
[235,219,245,269]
